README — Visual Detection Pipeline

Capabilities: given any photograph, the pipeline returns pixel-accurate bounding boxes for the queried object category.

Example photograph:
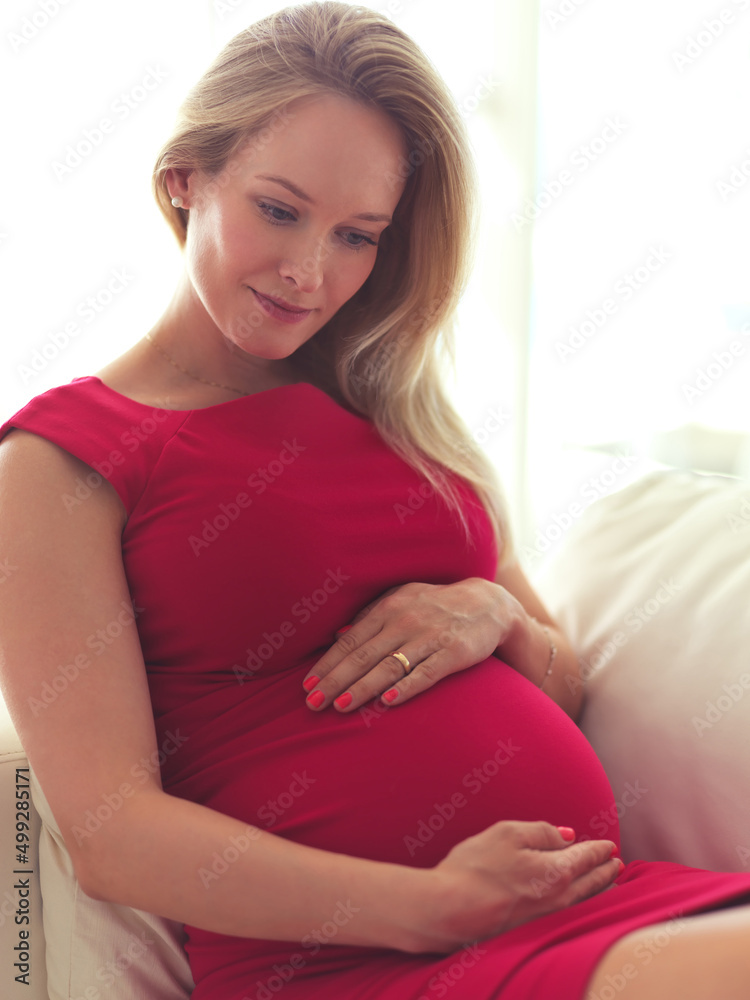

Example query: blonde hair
[153,1,513,564]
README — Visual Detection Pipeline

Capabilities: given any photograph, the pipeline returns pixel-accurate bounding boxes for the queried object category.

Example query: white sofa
[2,467,750,998]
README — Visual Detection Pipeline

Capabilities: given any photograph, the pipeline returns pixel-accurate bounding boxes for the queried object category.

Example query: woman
[1,4,750,998]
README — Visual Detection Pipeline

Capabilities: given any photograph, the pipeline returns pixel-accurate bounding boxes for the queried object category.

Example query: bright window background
[4,1,746,568]
[527,0,750,565]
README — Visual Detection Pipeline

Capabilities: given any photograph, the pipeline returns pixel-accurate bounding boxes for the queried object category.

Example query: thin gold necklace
[144,332,247,396]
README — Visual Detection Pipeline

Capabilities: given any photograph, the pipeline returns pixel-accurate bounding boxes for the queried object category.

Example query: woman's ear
[165,167,193,207]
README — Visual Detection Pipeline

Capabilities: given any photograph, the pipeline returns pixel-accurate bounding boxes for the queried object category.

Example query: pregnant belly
[158,657,619,868]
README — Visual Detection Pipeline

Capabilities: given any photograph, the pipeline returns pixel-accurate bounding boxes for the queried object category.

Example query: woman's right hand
[410,821,622,953]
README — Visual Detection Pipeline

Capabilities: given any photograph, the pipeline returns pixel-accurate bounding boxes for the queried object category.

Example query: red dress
[3,375,750,1000]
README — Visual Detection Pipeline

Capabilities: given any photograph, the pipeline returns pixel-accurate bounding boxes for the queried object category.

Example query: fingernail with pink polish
[556,826,576,841]
[334,692,352,710]
[302,676,319,692]
[307,690,325,708]
[382,689,398,704]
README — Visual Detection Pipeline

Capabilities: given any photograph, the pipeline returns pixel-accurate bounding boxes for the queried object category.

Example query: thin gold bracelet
[531,618,557,690]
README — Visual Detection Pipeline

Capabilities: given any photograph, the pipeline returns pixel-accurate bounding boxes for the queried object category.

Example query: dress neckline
[75,375,320,414]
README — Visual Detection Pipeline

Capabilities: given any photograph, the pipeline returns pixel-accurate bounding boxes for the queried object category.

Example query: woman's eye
[342,232,378,251]
[257,201,378,251]
[258,202,295,224]
[344,233,378,250]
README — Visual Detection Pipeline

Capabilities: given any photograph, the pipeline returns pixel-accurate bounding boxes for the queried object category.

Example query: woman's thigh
[584,901,750,1000]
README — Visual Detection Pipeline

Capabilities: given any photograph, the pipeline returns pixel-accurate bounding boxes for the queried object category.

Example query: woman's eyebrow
[254,173,392,223]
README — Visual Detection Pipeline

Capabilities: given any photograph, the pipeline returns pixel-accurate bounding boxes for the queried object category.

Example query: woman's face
[173,92,408,360]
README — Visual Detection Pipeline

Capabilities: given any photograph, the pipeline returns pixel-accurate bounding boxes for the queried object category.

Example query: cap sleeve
[0,377,188,516]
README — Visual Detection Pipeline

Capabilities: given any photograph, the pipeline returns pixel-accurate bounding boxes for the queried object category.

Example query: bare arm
[0,431,616,953]
[491,560,584,721]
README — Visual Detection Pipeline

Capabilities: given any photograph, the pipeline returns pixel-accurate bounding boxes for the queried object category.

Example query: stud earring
[171,196,184,208]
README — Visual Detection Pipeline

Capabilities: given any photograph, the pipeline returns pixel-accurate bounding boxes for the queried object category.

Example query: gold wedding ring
[389,651,412,675]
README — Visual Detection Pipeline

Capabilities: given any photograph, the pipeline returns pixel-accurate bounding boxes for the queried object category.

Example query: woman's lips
[251,288,313,324]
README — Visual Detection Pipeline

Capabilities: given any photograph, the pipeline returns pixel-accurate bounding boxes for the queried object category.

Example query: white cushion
[535,468,750,872]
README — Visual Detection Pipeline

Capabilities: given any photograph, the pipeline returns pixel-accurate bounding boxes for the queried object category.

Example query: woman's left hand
[301,578,522,712]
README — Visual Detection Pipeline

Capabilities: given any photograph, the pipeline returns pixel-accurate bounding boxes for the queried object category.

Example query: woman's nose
[278,236,328,294]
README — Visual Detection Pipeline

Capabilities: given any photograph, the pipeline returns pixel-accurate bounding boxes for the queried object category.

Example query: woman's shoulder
[0,363,190,453]
[0,346,193,519]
